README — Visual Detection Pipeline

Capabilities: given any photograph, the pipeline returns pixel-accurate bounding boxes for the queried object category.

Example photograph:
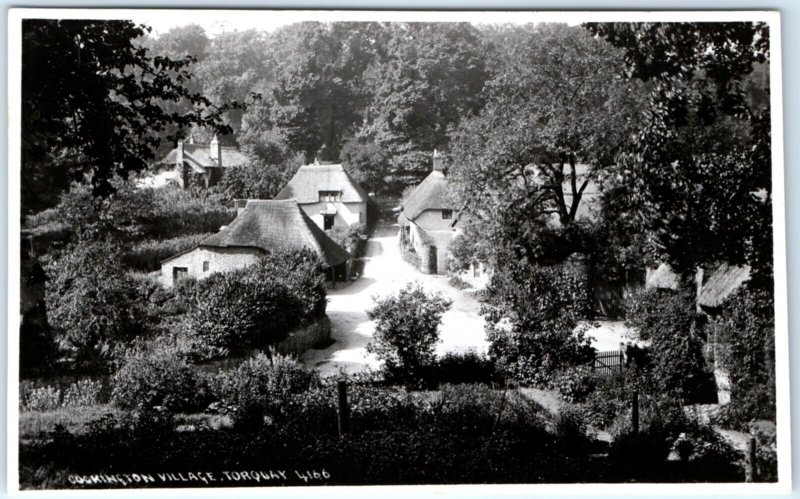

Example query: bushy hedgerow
[550,366,600,403]
[427,350,501,386]
[709,287,775,428]
[626,288,695,342]
[111,347,213,413]
[209,160,297,204]
[184,250,326,355]
[483,262,594,386]
[366,282,452,387]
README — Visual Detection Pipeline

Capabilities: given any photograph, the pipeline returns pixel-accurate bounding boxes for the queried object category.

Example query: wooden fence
[591,350,625,375]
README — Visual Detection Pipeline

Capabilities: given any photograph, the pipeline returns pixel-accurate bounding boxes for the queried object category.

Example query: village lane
[301,203,489,376]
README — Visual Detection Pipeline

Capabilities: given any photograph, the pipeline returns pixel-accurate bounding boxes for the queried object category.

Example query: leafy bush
[121,233,211,272]
[709,287,775,426]
[625,288,710,402]
[45,242,146,371]
[626,288,694,342]
[111,349,211,412]
[23,386,62,412]
[62,379,103,407]
[551,366,599,403]
[212,353,321,427]
[185,250,327,354]
[366,282,452,387]
[483,262,594,385]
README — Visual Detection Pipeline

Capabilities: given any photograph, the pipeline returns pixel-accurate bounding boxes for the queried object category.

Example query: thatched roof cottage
[275,161,368,231]
[154,136,249,189]
[160,199,351,287]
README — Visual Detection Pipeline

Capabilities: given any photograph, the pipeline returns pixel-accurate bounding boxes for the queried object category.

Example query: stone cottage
[274,161,368,231]
[160,199,352,287]
[398,151,463,276]
[156,136,249,189]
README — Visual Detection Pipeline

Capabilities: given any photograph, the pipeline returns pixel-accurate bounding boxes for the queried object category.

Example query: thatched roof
[166,199,350,268]
[275,163,368,204]
[159,143,249,171]
[645,262,751,309]
[401,170,458,220]
[645,263,682,290]
[698,264,751,309]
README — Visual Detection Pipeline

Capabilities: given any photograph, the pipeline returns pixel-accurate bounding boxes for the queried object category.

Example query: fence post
[619,349,625,373]
[745,436,757,482]
[631,390,639,434]
[337,379,350,436]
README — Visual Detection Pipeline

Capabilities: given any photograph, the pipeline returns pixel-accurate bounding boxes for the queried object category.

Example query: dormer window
[442,209,453,220]
[319,190,341,202]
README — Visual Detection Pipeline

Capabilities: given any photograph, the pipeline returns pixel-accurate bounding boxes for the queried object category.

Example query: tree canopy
[21,20,239,213]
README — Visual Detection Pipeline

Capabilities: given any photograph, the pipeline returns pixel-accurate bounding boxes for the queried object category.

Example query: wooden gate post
[619,350,625,373]
[745,436,757,482]
[337,380,350,436]
[631,390,639,434]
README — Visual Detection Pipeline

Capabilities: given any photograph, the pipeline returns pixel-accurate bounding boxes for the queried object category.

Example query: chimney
[432,149,445,173]
[176,140,186,188]
[210,135,221,166]
[234,199,248,216]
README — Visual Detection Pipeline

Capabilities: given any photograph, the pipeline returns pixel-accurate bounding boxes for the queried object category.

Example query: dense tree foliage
[45,243,146,371]
[585,22,772,285]
[21,20,238,213]
[448,24,647,266]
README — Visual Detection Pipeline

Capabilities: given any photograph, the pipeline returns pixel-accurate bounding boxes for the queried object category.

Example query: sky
[126,9,584,37]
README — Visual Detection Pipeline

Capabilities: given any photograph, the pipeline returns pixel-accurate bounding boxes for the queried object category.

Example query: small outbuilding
[160,199,352,287]
[275,161,368,231]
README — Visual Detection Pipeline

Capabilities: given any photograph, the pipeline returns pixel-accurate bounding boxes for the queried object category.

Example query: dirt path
[301,202,489,376]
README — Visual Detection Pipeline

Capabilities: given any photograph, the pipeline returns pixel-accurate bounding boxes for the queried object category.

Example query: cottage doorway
[323,214,335,230]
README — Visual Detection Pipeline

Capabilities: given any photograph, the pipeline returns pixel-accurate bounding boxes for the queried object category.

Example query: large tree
[350,22,489,189]
[21,20,237,214]
[449,24,647,266]
[585,22,772,285]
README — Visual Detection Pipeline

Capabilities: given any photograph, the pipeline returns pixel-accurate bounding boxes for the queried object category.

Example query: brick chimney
[432,149,445,173]
[210,135,221,166]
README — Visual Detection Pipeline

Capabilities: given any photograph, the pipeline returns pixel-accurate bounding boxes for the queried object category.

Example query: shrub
[625,288,710,402]
[185,250,327,354]
[111,349,211,412]
[709,287,775,425]
[551,366,599,403]
[45,242,146,371]
[483,262,594,385]
[23,386,62,412]
[626,288,695,342]
[62,379,103,407]
[211,353,320,427]
[366,282,452,387]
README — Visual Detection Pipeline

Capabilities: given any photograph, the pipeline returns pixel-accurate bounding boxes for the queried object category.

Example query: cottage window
[203,261,210,272]
[442,209,453,220]
[319,190,341,202]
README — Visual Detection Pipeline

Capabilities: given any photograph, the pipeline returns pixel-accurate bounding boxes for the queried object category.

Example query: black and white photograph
[7,8,790,492]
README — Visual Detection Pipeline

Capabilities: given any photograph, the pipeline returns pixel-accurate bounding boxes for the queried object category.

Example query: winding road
[301,202,489,376]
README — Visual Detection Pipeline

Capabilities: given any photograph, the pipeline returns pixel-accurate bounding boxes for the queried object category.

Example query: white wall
[160,246,263,287]
[414,209,455,231]
[300,201,366,230]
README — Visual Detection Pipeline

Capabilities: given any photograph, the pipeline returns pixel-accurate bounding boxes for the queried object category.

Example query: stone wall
[273,316,332,357]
